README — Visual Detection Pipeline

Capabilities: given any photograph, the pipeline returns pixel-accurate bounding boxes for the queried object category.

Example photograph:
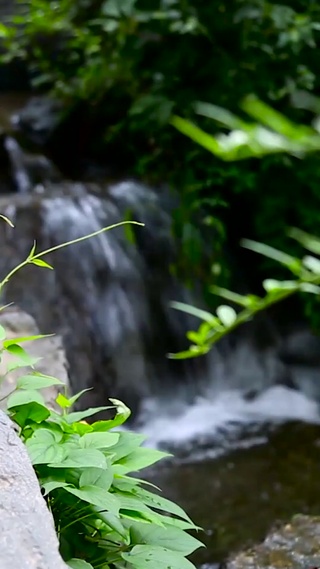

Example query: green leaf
[130,523,203,555]
[122,545,196,569]
[299,283,320,294]
[30,258,54,270]
[79,466,113,490]
[242,239,302,275]
[302,255,320,274]
[17,373,64,390]
[7,355,41,372]
[79,431,119,449]
[0,324,6,341]
[115,448,170,472]
[50,448,107,469]
[5,344,41,366]
[68,389,93,406]
[42,480,70,495]
[210,286,253,307]
[26,429,65,465]
[56,393,72,408]
[130,488,195,525]
[216,305,237,327]
[67,560,94,569]
[65,485,120,515]
[64,407,114,423]
[67,559,94,569]
[28,241,36,258]
[3,334,53,347]
[104,432,146,461]
[289,228,320,255]
[263,279,299,292]
[7,388,45,408]
[9,401,50,427]
[171,301,218,324]
[92,506,129,539]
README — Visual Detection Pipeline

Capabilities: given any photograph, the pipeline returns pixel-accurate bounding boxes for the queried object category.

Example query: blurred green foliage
[2,0,320,318]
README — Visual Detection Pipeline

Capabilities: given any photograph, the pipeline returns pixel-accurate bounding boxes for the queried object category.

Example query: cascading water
[2,124,320,567]
[0,134,320,444]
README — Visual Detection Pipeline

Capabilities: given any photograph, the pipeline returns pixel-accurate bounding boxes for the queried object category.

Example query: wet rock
[279,328,320,366]
[227,515,320,569]
[0,410,69,569]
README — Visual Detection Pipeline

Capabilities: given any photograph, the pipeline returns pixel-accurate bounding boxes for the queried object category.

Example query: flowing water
[1,128,320,566]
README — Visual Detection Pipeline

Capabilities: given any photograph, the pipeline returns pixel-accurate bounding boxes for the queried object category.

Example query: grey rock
[279,328,320,366]
[0,410,69,569]
[227,514,320,569]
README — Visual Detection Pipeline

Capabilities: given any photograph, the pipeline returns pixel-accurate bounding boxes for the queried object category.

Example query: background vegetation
[2,0,320,323]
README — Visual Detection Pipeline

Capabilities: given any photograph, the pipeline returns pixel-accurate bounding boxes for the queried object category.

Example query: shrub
[0,215,203,569]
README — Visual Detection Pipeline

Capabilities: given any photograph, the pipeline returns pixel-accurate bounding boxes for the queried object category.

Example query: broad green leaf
[92,506,129,539]
[17,373,64,390]
[65,485,120,515]
[130,523,203,555]
[67,559,94,569]
[171,301,217,324]
[7,355,41,372]
[79,466,113,490]
[116,448,170,472]
[42,480,70,495]
[7,388,45,408]
[50,448,107,469]
[9,401,50,427]
[0,324,6,340]
[216,305,237,327]
[80,431,119,449]
[26,429,65,465]
[64,407,114,423]
[56,393,72,408]
[30,258,54,270]
[5,344,41,366]
[130,487,195,525]
[104,432,146,461]
[122,544,196,569]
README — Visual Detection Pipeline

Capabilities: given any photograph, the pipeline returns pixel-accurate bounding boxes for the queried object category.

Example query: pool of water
[138,387,320,566]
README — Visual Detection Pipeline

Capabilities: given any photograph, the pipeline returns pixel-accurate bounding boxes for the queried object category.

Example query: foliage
[0,215,202,569]
[3,0,320,302]
[170,228,320,358]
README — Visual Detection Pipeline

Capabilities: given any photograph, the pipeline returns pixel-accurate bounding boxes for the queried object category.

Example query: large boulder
[0,410,69,569]
[227,514,320,569]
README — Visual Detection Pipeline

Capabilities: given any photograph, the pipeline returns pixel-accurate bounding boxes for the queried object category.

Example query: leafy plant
[0,215,203,569]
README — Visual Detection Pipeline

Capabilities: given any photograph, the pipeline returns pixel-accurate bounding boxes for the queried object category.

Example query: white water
[137,385,320,456]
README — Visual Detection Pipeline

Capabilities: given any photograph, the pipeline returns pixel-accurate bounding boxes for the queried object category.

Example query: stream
[1,94,320,568]
[137,387,320,567]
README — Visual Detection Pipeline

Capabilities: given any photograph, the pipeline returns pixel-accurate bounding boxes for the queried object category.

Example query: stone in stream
[227,514,320,569]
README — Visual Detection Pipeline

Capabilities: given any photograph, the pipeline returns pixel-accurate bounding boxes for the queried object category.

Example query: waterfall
[1,135,320,447]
